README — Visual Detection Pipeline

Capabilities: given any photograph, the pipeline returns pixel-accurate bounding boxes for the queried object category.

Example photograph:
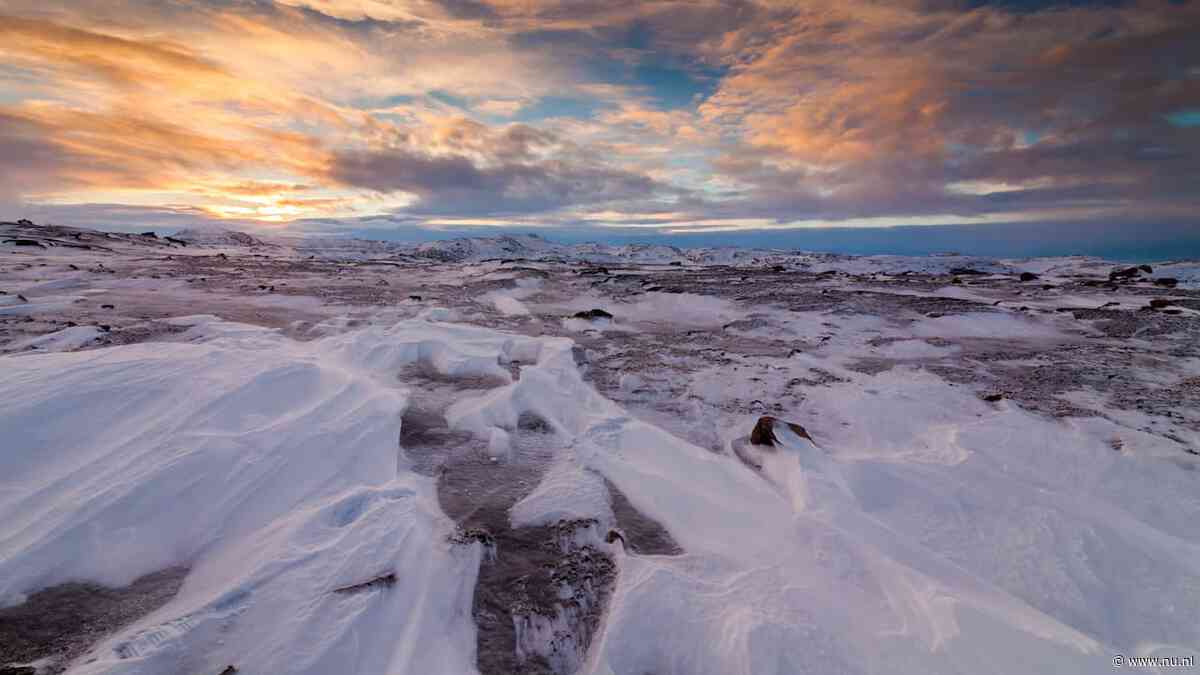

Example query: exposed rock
[4,239,45,248]
[1149,298,1173,309]
[409,294,422,301]
[218,667,238,675]
[1019,272,1039,282]
[573,308,613,320]
[1153,277,1179,288]
[0,567,187,674]
[982,393,1004,402]
[949,267,986,276]
[1109,266,1141,280]
[332,572,397,594]
[100,304,115,309]
[140,231,158,239]
[749,415,814,447]
[16,219,34,226]
[1138,264,1153,273]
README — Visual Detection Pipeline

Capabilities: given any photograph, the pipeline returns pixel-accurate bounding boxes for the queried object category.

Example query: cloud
[0,0,1197,235]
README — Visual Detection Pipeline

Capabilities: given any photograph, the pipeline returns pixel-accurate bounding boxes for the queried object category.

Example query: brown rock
[750,416,814,447]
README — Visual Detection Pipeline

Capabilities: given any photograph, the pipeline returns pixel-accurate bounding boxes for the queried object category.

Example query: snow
[510,459,614,529]
[2,325,104,353]
[909,312,1068,340]
[2,235,1198,674]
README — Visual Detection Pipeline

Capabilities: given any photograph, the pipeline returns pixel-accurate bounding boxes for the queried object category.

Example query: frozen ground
[1,220,1198,674]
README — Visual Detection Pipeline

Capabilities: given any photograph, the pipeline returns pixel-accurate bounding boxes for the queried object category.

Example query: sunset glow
[2,0,1197,236]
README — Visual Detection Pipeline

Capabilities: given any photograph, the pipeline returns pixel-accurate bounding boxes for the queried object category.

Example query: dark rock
[573,308,613,320]
[749,416,814,447]
[332,572,396,594]
[669,261,683,267]
[516,412,551,432]
[1019,272,1039,281]
[68,264,79,270]
[982,393,1004,402]
[578,266,609,276]
[605,530,625,545]
[100,304,115,309]
[1138,264,1153,273]
[770,265,786,272]
[1042,284,1054,290]
[409,295,422,301]
[5,239,45,248]
[1162,308,1183,315]
[16,219,34,226]
[1153,277,1178,288]
[1149,299,1172,309]
[1109,266,1141,280]
[219,668,238,675]
[140,231,158,238]
[16,295,27,302]
[0,666,37,675]
[164,236,188,246]
[949,267,986,276]
[950,277,962,285]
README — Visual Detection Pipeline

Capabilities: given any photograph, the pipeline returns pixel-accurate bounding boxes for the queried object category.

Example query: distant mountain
[173,227,273,247]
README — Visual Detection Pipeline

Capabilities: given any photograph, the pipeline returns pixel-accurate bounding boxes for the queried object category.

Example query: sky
[1,0,1198,248]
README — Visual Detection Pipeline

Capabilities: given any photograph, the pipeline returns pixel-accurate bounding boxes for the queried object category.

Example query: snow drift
[1,314,1197,673]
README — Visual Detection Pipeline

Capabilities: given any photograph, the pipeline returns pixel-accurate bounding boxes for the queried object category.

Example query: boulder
[750,416,814,447]
[1109,266,1140,280]
[1149,298,1172,309]
[1153,277,1178,288]
[1019,272,1039,282]
[1138,264,1153,273]
[573,308,613,320]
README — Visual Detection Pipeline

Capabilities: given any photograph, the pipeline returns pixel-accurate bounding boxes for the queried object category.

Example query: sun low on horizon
[1,0,1198,238]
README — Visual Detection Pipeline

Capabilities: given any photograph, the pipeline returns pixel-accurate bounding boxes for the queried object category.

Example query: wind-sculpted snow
[4,310,1198,673]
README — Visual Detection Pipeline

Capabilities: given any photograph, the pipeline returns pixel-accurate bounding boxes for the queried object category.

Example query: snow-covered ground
[1,220,1198,674]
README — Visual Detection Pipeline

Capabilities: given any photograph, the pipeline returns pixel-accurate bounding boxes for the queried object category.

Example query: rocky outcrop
[572,309,613,320]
